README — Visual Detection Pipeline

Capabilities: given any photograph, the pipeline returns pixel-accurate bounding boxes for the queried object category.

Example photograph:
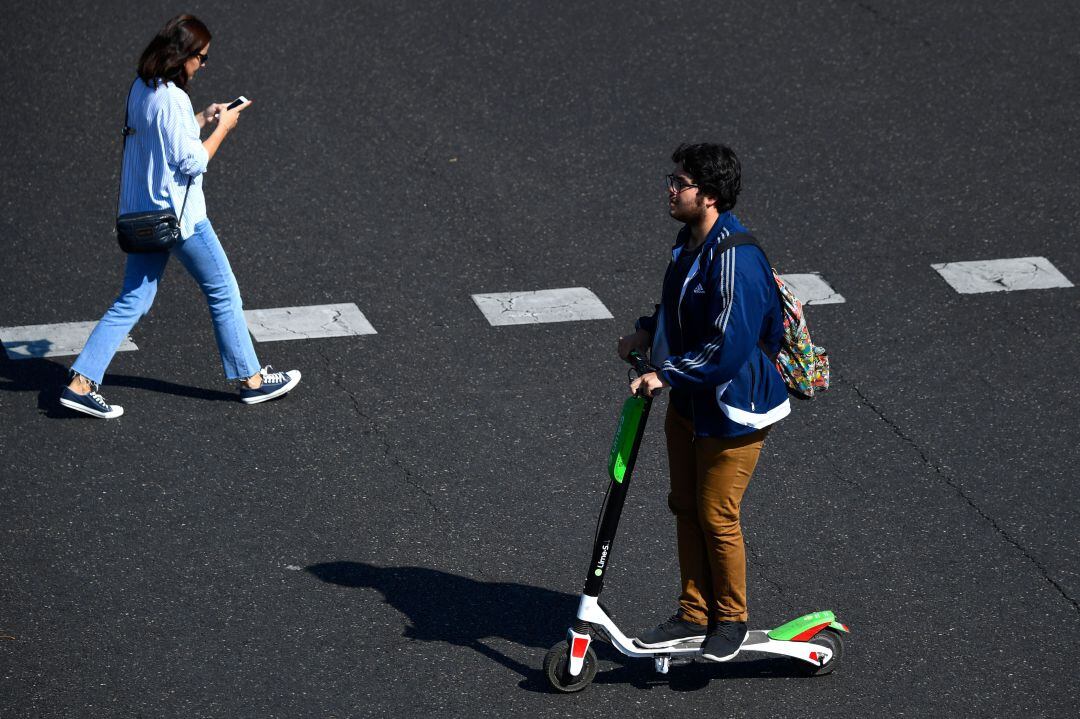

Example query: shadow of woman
[0,355,236,417]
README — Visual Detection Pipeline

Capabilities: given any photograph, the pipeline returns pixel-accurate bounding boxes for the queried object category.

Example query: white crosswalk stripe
[0,321,138,361]
[243,303,377,342]
[931,257,1074,294]
[472,287,613,326]
[778,273,846,305]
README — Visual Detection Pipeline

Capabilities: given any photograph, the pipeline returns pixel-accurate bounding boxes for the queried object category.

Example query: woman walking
[60,14,299,419]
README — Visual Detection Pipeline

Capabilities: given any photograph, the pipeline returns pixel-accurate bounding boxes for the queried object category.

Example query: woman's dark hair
[137,14,211,91]
[671,143,742,213]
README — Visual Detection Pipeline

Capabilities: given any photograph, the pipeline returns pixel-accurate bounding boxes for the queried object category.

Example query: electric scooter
[543,351,849,692]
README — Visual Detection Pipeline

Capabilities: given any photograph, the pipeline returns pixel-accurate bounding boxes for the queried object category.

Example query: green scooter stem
[581,352,656,598]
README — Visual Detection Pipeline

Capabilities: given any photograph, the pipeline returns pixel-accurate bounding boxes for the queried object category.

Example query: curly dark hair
[137,14,211,91]
[671,143,742,213]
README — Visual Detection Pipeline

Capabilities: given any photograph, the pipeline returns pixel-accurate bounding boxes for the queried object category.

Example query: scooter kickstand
[654,656,671,674]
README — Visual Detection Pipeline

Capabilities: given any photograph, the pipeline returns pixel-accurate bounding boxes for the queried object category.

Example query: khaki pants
[665,405,768,625]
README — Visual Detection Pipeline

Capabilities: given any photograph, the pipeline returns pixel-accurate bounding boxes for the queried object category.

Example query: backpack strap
[716,231,762,257]
[717,232,830,399]
[715,231,786,358]
[715,231,780,297]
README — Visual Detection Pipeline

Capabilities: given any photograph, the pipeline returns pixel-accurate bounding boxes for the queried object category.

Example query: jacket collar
[671,211,741,261]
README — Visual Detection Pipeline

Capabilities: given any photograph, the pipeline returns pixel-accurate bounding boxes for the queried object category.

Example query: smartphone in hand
[226,96,249,110]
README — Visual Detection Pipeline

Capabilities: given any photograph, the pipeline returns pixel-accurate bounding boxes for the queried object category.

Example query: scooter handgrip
[627,350,655,375]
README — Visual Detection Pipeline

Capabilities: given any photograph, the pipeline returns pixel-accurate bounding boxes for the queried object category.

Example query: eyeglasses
[666,174,698,194]
[193,51,209,66]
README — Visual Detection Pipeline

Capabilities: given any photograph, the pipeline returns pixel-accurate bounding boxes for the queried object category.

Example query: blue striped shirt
[118,77,208,239]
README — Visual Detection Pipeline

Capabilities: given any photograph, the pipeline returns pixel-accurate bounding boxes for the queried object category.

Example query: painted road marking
[778,273,846,305]
[0,321,138,360]
[243,303,377,342]
[932,257,1074,294]
[472,287,614,326]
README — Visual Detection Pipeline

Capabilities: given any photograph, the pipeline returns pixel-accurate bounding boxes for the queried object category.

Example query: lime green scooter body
[767,610,850,641]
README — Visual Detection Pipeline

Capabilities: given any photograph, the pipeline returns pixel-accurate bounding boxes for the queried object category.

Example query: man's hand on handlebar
[630,371,668,398]
[617,329,651,361]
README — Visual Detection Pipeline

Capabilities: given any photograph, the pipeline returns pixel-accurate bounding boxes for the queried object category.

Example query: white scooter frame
[543,353,848,692]
[569,596,839,676]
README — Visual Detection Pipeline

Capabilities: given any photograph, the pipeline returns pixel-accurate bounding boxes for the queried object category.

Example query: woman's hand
[198,103,228,129]
[202,99,253,161]
[215,99,252,133]
[629,371,668,398]
[617,328,651,361]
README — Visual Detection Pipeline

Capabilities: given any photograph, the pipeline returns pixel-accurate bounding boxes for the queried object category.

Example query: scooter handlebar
[627,350,657,377]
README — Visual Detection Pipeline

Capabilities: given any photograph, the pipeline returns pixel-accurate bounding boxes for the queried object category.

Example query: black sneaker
[633,614,708,648]
[240,365,301,405]
[701,620,748,662]
[59,385,124,419]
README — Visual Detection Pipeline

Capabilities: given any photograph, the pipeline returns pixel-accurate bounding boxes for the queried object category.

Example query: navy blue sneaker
[59,385,124,419]
[240,365,301,404]
[634,614,708,649]
[701,621,748,662]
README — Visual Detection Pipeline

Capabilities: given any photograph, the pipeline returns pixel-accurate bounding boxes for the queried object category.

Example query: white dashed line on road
[471,287,614,326]
[931,257,1074,294]
[0,321,138,360]
[778,273,847,305]
[6,259,1070,358]
[243,303,377,342]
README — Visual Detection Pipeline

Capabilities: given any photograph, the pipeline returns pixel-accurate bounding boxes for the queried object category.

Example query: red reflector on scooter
[571,637,589,658]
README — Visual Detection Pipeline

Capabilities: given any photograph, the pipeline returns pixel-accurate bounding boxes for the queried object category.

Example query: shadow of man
[307,561,829,692]
[307,561,582,684]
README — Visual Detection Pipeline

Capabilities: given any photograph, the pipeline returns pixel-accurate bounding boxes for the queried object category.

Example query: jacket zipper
[684,283,696,431]
[750,361,757,412]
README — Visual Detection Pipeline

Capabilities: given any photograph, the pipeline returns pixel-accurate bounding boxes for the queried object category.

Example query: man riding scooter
[618,142,791,662]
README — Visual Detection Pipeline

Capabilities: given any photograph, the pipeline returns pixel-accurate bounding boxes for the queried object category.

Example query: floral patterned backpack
[771,272,830,399]
[718,233,830,399]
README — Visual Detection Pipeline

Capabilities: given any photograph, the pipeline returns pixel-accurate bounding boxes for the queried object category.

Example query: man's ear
[700,192,718,209]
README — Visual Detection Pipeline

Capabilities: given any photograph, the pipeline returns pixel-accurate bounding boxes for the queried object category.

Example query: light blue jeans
[72,219,261,385]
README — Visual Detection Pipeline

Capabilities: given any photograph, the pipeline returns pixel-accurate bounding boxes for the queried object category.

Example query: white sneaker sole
[59,396,124,419]
[701,636,748,662]
[701,648,741,662]
[241,372,301,405]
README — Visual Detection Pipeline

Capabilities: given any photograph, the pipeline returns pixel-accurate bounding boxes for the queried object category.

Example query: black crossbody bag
[115,80,192,253]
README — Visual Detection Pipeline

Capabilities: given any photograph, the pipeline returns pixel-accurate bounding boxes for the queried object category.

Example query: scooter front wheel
[543,640,598,693]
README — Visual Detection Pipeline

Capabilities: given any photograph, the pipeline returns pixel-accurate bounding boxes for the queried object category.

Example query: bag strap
[716,232,781,286]
[116,78,192,223]
[715,231,788,356]
[716,231,762,257]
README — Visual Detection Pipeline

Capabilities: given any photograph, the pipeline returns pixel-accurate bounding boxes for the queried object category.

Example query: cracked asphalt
[2,1,1078,717]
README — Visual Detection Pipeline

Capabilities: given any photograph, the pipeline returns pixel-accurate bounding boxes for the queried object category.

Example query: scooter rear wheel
[543,640,598,693]
[795,628,844,677]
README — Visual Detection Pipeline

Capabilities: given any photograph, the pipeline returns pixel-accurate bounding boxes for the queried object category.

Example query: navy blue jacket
[636,213,790,438]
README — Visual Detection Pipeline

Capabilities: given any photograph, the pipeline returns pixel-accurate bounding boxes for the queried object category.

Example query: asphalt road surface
[2,1,1078,717]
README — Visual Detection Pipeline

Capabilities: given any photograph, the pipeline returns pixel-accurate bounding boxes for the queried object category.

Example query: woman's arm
[161,91,209,177]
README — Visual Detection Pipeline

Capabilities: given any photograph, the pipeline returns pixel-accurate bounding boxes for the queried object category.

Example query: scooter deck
[628,636,704,651]
[628,630,766,655]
